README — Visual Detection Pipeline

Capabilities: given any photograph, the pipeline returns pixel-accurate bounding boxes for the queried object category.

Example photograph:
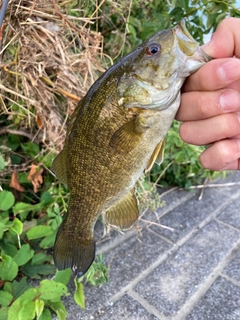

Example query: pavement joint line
[109,189,240,306]
[214,217,240,232]
[172,237,240,320]
[157,191,195,219]
[220,273,240,288]
[128,290,168,320]
[196,189,240,230]
[97,190,195,255]
[147,227,174,244]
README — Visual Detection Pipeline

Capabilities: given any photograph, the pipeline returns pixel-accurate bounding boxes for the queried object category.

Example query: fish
[52,20,210,277]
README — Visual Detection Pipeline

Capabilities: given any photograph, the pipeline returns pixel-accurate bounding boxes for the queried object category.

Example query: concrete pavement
[63,172,240,320]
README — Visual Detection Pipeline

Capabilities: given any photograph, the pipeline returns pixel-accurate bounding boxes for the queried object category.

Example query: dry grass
[0,0,112,152]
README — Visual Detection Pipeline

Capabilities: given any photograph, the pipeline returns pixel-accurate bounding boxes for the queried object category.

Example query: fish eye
[145,43,161,56]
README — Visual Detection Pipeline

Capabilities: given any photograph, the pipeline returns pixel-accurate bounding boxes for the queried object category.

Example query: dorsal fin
[52,149,68,185]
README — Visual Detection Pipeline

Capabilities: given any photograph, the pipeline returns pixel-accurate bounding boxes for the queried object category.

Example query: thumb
[201,17,240,59]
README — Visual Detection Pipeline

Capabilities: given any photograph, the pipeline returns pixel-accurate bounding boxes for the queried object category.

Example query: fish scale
[52,21,211,277]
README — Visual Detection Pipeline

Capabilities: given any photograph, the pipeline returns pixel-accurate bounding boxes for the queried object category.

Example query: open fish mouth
[178,20,196,42]
[175,20,199,56]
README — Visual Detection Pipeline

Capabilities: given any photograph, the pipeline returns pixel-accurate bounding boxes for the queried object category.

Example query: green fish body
[52,21,210,277]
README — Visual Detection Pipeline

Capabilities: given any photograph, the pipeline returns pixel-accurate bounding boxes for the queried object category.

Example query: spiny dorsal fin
[145,138,165,172]
[103,189,139,230]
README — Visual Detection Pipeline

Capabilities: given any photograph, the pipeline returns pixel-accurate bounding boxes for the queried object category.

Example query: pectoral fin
[145,138,165,172]
[109,117,148,153]
[103,189,139,230]
[52,148,68,185]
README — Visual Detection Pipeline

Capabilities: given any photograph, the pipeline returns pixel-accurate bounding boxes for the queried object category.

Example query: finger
[183,58,240,92]
[176,89,240,121]
[199,139,240,171]
[179,113,240,145]
[202,17,240,59]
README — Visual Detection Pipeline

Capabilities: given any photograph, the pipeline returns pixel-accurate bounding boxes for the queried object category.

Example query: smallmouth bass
[52,21,210,277]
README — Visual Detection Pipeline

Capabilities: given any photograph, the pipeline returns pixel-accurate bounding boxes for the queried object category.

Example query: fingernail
[220,91,240,111]
[218,59,240,81]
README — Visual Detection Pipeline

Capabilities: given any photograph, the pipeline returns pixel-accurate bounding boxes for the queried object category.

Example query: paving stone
[223,250,240,282]
[186,276,240,320]
[135,220,240,317]
[217,195,240,230]
[88,294,159,320]
[148,187,230,243]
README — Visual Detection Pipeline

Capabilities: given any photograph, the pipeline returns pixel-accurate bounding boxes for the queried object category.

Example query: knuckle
[197,92,212,118]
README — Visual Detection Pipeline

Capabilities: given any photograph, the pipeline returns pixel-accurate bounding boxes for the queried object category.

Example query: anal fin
[103,189,139,231]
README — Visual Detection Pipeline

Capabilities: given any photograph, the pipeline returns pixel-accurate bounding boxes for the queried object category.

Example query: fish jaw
[174,20,211,76]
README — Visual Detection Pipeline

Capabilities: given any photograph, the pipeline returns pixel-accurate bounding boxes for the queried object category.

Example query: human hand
[176,17,240,171]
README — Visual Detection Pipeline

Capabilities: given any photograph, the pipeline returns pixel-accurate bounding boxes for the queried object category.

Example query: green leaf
[13,202,44,221]
[0,241,18,257]
[3,281,12,294]
[35,299,44,319]
[10,218,23,235]
[26,225,53,240]
[31,253,52,265]
[169,7,184,20]
[40,191,53,204]
[12,277,32,300]
[38,309,52,320]
[21,142,40,157]
[39,230,57,249]
[0,307,8,320]
[0,154,6,170]
[0,223,6,238]
[0,191,15,211]
[19,299,36,320]
[8,288,39,320]
[0,291,13,307]
[74,280,85,309]
[20,263,55,279]
[13,244,34,266]
[39,279,68,300]
[0,254,18,281]
[49,301,67,320]
[54,268,72,286]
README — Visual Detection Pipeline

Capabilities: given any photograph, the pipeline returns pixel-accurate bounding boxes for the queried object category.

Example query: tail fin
[53,225,95,278]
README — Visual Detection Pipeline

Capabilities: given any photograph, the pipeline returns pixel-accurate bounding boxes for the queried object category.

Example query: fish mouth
[178,20,212,62]
[178,20,195,42]
[175,20,199,56]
